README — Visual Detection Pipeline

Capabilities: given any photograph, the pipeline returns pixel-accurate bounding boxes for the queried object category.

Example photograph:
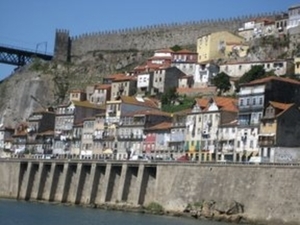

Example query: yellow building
[197,31,245,63]
[294,57,300,75]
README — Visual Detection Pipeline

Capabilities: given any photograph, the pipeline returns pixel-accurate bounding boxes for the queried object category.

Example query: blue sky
[0,0,298,80]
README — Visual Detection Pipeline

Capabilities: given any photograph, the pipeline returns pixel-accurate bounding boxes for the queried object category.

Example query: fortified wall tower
[54,29,71,62]
[53,12,281,60]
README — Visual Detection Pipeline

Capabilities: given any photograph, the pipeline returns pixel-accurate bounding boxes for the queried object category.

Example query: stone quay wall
[0,159,299,224]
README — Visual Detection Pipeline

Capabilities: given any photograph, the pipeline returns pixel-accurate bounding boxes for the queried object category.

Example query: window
[250,140,253,148]
[258,113,262,121]
[253,98,256,105]
[259,97,263,105]
[240,99,244,106]
[247,98,250,105]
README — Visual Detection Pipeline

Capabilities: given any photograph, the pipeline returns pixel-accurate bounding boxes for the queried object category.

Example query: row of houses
[3,4,300,162]
[2,76,300,163]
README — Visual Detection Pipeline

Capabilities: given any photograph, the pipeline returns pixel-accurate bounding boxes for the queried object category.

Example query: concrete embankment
[0,159,299,224]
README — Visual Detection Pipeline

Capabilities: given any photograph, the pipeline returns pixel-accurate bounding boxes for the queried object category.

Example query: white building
[220,60,288,78]
[287,4,300,29]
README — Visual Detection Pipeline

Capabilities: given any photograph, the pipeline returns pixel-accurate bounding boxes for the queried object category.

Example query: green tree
[211,72,231,95]
[235,65,271,91]
[161,87,178,105]
[170,45,182,52]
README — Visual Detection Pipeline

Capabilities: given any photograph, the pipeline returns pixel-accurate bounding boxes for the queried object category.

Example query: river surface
[0,199,234,225]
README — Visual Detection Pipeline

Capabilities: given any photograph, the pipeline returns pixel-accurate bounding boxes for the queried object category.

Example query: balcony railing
[93,134,103,141]
[121,121,144,126]
[258,140,275,146]
[117,135,143,141]
[101,135,115,141]
[172,122,186,127]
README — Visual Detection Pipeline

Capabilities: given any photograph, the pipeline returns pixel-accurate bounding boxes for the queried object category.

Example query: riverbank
[21,199,249,224]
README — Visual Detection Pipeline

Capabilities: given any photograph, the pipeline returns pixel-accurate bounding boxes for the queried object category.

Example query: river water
[0,199,234,225]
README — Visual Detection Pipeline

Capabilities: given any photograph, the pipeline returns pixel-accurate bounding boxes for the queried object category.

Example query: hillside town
[2,4,300,163]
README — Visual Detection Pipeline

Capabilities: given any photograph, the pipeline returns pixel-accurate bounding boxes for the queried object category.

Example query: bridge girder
[0,46,53,66]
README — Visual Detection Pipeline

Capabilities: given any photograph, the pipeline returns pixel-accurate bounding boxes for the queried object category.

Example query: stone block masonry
[54,12,281,59]
[1,159,299,224]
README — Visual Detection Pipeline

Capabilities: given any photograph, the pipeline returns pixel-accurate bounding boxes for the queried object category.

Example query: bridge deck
[0,44,53,66]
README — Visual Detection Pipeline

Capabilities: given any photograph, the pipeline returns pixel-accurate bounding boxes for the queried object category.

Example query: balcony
[258,140,275,146]
[93,134,103,141]
[219,134,236,141]
[117,134,143,141]
[72,134,82,140]
[102,135,115,141]
[106,117,120,124]
[108,111,117,117]
[122,121,144,126]
[222,145,234,153]
[172,122,185,128]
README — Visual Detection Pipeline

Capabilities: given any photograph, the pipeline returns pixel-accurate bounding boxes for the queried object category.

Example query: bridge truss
[0,45,53,66]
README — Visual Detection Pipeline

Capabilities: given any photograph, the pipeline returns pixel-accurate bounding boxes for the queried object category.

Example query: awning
[103,149,113,154]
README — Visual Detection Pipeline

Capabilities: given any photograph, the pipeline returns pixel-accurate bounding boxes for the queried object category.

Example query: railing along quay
[1,156,300,167]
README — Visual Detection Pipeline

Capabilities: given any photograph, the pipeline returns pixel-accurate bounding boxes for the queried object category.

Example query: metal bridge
[0,43,53,66]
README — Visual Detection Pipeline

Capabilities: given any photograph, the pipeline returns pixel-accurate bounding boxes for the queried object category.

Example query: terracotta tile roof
[269,101,294,111]
[4,138,13,142]
[179,74,192,79]
[113,75,136,82]
[220,119,238,127]
[135,64,147,70]
[72,100,106,110]
[30,109,55,115]
[255,18,275,24]
[69,89,85,93]
[269,101,294,117]
[241,76,300,87]
[222,59,286,65]
[177,87,217,95]
[95,84,111,90]
[174,49,197,54]
[105,73,126,80]
[0,126,14,131]
[73,123,83,127]
[149,56,172,60]
[13,131,27,137]
[37,130,54,136]
[213,97,238,112]
[83,116,95,121]
[135,64,164,73]
[194,97,238,112]
[123,109,171,117]
[120,96,159,109]
[145,122,172,131]
[155,48,174,53]
[195,98,210,108]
